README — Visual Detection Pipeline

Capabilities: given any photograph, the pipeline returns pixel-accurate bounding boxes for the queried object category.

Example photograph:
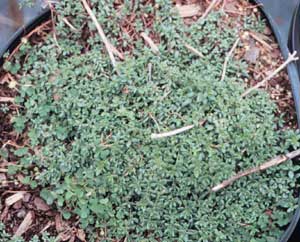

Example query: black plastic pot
[0,0,49,63]
[254,1,300,241]
[1,0,300,241]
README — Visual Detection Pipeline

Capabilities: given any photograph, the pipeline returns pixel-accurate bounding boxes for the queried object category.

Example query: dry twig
[46,1,60,49]
[200,0,221,20]
[221,37,240,82]
[183,42,204,58]
[141,32,160,54]
[7,20,52,61]
[81,0,119,68]
[212,149,300,192]
[248,31,272,51]
[62,17,78,32]
[242,51,299,97]
[149,113,161,132]
[151,125,195,139]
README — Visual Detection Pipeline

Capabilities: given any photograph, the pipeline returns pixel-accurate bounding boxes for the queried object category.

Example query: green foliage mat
[3,1,300,241]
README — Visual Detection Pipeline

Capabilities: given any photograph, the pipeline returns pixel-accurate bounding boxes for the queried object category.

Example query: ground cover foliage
[0,223,56,242]
[2,0,300,241]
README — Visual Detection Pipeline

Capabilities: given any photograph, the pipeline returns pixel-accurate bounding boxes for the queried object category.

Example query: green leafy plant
[0,223,56,242]
[4,1,300,241]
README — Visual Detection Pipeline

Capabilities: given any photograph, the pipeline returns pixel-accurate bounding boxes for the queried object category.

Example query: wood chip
[13,200,22,210]
[5,192,26,206]
[0,97,14,103]
[55,214,65,233]
[40,221,54,234]
[58,230,73,241]
[14,211,34,237]
[0,206,9,221]
[76,229,86,241]
[33,197,50,211]
[0,168,8,173]
[175,4,202,18]
[22,193,31,203]
[0,173,7,182]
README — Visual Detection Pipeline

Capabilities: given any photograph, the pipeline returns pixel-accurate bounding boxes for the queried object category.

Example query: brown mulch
[0,0,297,240]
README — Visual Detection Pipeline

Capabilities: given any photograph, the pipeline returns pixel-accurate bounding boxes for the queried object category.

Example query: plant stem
[211,148,300,192]
[81,0,118,68]
[242,51,298,97]
[151,125,195,139]
[221,37,240,82]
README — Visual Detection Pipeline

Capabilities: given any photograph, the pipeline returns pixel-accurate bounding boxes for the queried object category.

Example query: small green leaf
[14,147,29,157]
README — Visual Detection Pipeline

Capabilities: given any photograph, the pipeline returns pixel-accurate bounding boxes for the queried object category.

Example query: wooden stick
[149,113,161,132]
[211,149,300,192]
[221,37,240,82]
[62,17,78,32]
[242,51,299,97]
[141,32,159,54]
[200,0,221,20]
[248,31,272,52]
[151,125,195,139]
[81,0,118,68]
[108,43,125,60]
[183,42,204,58]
